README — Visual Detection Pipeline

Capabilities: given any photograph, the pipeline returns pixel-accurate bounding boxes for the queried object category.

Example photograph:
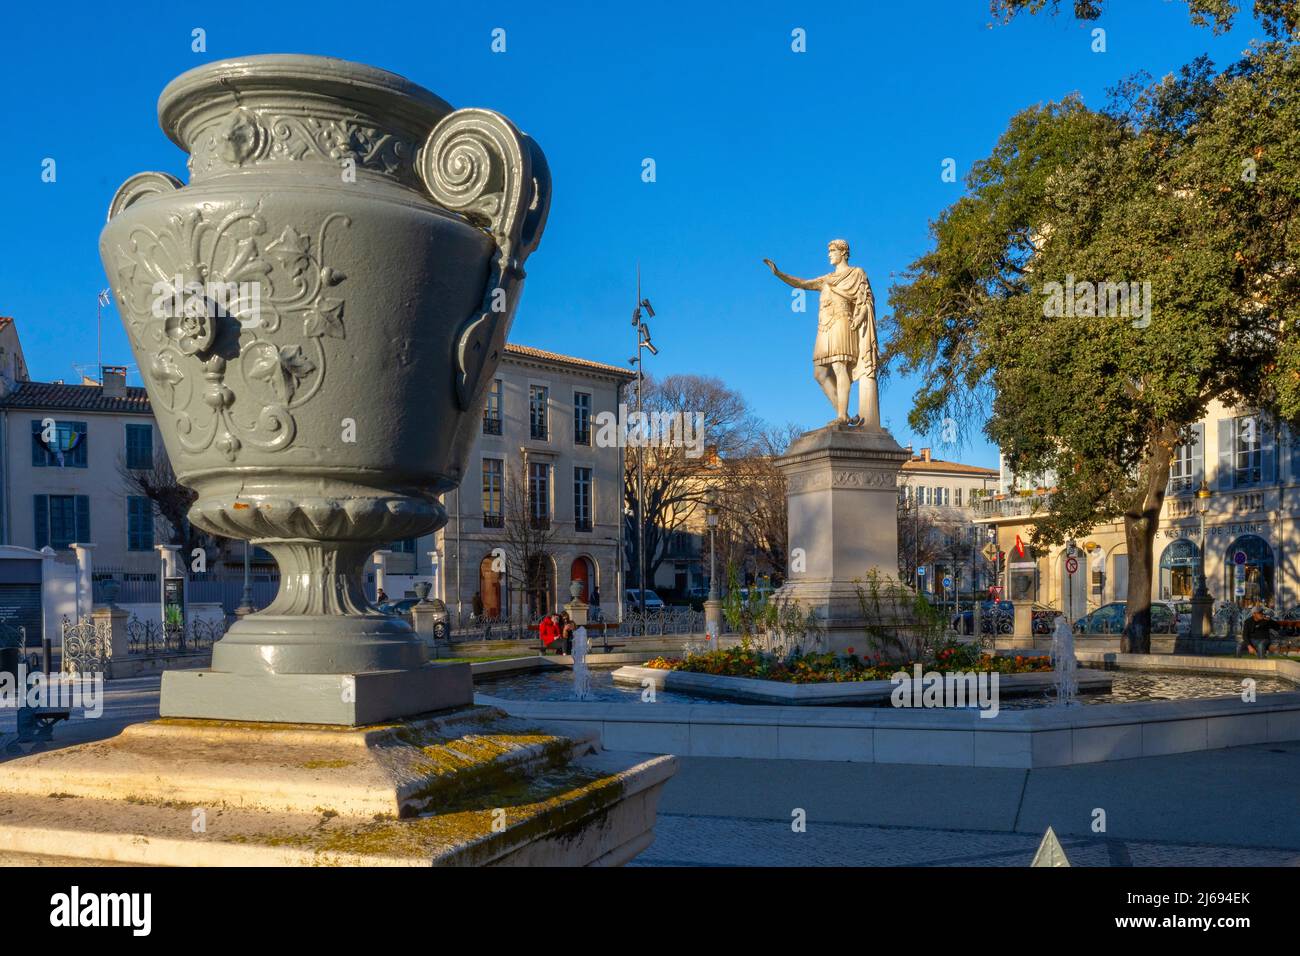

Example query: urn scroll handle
[105,171,183,223]
[417,108,552,410]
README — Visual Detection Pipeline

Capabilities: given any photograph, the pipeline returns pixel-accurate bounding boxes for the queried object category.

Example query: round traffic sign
[1065,556,1079,574]
[1234,550,1248,566]
[942,576,952,589]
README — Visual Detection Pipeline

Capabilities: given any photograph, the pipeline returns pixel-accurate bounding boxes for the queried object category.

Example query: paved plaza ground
[5,676,1298,867]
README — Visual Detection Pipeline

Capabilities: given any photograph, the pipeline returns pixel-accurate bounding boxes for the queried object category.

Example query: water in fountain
[571,625,593,701]
[1050,615,1078,706]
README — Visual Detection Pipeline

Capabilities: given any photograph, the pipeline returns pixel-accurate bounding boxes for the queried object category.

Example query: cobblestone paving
[633,814,1300,867]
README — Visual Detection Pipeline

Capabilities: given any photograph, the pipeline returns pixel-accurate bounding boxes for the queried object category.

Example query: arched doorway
[1159,539,1200,601]
[569,555,596,603]
[478,554,503,620]
[1224,534,1274,608]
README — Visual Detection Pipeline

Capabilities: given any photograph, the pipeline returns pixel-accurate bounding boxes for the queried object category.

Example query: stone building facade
[976,398,1300,618]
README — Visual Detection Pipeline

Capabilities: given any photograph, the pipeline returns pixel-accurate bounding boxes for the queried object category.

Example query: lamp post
[630,267,657,613]
[1190,478,1215,638]
[236,539,255,617]
[704,488,722,639]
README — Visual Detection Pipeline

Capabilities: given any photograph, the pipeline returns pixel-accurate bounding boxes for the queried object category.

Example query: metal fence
[61,615,228,674]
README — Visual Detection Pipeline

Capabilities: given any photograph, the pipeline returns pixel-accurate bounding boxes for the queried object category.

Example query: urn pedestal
[771,423,916,654]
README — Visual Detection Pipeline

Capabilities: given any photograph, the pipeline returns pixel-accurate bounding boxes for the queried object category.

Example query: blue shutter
[75,495,90,543]
[33,495,48,549]
[1261,416,1277,484]
[1217,419,1234,491]
[1289,421,1300,483]
[72,422,88,468]
[1191,422,1205,488]
[30,420,46,467]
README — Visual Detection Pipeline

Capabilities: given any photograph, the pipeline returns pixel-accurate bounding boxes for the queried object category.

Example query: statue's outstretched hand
[762,258,778,274]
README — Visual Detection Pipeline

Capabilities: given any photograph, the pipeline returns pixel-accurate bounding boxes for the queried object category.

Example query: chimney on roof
[102,365,128,398]
[920,447,932,462]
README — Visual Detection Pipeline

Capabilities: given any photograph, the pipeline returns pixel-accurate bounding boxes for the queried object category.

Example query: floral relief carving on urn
[100,55,551,690]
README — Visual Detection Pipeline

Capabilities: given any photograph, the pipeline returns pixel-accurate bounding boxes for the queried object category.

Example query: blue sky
[0,0,1265,468]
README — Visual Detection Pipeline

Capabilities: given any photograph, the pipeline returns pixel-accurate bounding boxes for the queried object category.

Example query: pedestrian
[538,613,559,654]
[1239,606,1279,659]
[590,586,601,607]
[561,613,575,655]
[376,587,389,604]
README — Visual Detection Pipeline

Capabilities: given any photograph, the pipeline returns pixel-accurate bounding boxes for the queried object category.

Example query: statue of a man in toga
[763,239,880,428]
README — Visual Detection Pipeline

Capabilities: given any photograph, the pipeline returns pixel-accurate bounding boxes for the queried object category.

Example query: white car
[625,589,665,612]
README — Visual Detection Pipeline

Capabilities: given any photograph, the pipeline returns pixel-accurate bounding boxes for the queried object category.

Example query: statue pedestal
[0,707,675,866]
[774,424,915,654]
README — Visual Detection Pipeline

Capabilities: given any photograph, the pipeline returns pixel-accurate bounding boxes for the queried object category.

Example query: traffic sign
[1065,556,1079,575]
[917,567,926,576]
[1233,550,1248,566]
[942,576,952,589]
[981,543,999,563]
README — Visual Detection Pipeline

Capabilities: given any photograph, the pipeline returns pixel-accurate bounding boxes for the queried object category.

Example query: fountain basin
[610,665,1113,706]
[474,654,1300,769]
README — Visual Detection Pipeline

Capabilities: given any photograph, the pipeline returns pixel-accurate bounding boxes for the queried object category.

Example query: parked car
[376,597,420,620]
[625,589,665,612]
[1073,600,1180,635]
[378,597,450,638]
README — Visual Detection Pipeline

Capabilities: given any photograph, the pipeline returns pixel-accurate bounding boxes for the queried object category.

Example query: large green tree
[991,0,1298,38]
[886,43,1300,651]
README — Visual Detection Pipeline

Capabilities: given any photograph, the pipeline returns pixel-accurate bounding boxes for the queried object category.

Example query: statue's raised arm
[762,258,822,291]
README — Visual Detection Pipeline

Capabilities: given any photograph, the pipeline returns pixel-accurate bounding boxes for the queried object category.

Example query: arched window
[1158,539,1200,601]
[478,555,503,620]
[569,556,596,603]
[1224,535,1275,608]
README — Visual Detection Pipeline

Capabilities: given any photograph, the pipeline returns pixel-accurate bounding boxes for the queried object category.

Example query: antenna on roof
[96,289,111,382]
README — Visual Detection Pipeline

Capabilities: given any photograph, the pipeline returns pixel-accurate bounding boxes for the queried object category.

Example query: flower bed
[643,642,1052,685]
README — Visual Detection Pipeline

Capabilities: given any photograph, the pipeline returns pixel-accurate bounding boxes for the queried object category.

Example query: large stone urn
[99,55,551,723]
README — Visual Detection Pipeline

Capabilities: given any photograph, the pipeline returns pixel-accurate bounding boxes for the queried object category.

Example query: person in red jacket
[538,613,559,653]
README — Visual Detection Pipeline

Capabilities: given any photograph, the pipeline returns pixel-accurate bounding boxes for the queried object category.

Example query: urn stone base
[0,707,676,866]
[772,423,917,655]
[161,662,474,726]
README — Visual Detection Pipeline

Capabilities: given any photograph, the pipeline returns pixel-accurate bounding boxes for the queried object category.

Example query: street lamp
[1195,478,1213,598]
[704,487,722,638]
[630,266,658,613]
[237,539,254,616]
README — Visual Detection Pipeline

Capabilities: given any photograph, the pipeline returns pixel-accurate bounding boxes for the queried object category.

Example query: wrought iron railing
[61,619,111,675]
[125,616,227,655]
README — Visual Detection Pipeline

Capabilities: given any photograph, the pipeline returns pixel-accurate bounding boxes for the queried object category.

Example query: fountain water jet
[572,625,593,701]
[1051,615,1079,706]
